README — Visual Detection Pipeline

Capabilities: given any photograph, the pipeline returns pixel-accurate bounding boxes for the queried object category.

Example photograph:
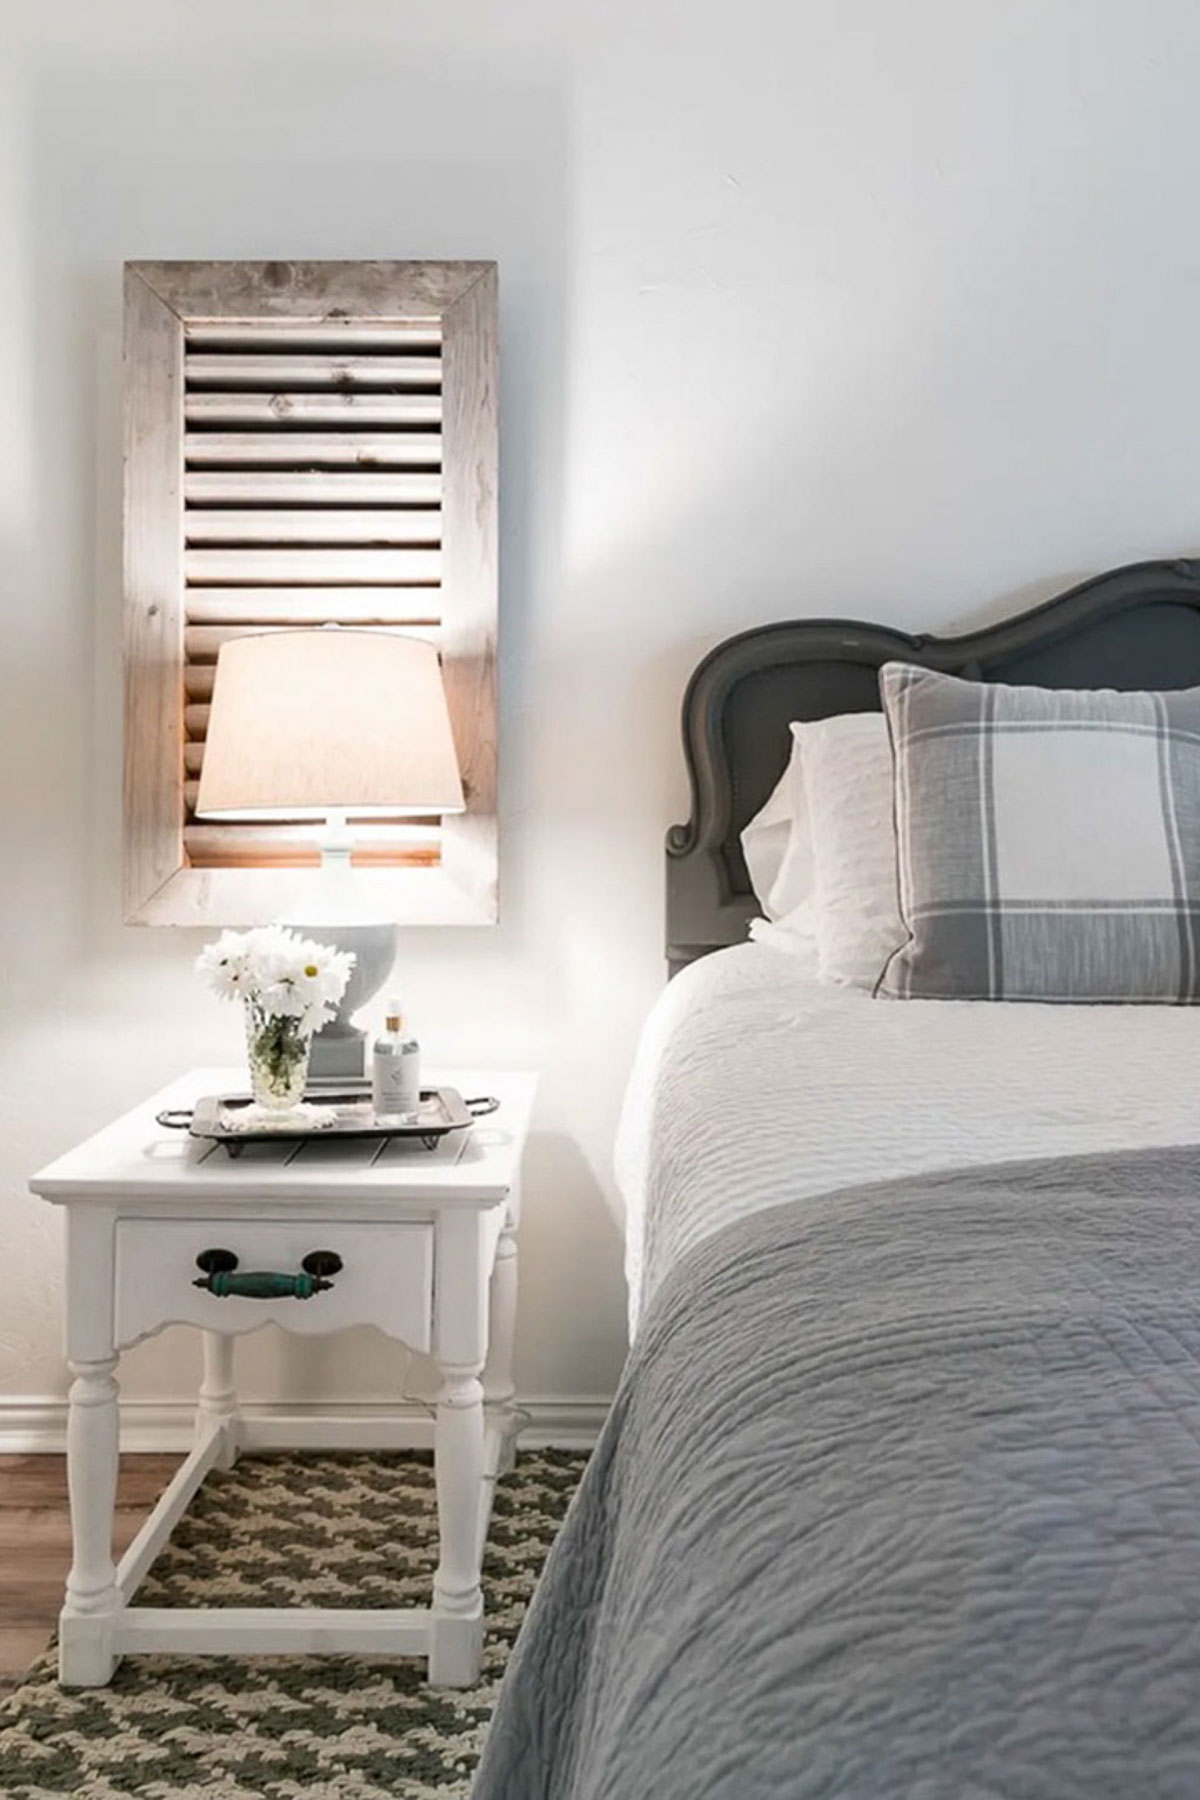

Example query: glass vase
[244,1004,313,1111]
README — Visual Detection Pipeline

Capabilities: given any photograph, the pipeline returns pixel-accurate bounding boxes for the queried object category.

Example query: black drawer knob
[195,1248,239,1276]
[301,1251,344,1280]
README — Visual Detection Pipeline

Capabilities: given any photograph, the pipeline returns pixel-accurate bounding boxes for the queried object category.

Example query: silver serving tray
[157,1085,497,1157]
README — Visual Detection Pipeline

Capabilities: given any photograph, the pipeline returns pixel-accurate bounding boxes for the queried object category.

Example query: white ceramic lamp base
[304,922,399,1082]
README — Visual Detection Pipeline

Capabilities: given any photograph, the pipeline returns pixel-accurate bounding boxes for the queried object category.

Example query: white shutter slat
[184,626,439,701]
[183,432,442,467]
[184,587,441,624]
[185,354,441,389]
[185,471,441,505]
[184,509,441,547]
[185,393,441,426]
[185,322,442,350]
[186,621,440,660]
[184,823,442,867]
[184,433,441,468]
[184,548,442,584]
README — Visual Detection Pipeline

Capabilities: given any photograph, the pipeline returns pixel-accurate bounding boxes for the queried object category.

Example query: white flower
[196,926,355,1031]
[257,978,309,1020]
[195,930,253,1000]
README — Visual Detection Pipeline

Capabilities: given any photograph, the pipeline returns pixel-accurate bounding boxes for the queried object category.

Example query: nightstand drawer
[114,1218,433,1350]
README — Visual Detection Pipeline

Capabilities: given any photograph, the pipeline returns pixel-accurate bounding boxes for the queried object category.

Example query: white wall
[4,0,1200,1426]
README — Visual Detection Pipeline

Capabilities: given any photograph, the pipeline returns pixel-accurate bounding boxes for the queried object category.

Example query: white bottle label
[372,1042,421,1120]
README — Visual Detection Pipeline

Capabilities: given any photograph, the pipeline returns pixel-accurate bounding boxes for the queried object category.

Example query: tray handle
[464,1095,500,1118]
[156,1108,194,1131]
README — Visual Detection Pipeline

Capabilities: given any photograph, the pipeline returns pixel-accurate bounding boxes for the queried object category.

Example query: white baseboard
[0,1395,610,1456]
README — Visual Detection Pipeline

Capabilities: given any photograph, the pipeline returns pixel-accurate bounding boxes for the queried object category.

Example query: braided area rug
[0,1449,587,1800]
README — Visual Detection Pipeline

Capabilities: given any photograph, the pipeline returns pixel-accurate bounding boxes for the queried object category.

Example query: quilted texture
[616,942,1200,1331]
[478,1146,1200,1799]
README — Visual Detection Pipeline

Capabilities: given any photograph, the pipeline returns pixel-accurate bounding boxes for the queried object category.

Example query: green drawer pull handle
[193,1248,342,1300]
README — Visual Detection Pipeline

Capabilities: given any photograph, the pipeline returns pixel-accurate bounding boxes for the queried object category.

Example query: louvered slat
[181,780,443,825]
[184,587,442,624]
[184,623,441,696]
[183,824,442,869]
[185,393,441,426]
[185,354,441,389]
[186,620,440,655]
[183,433,442,467]
[185,471,441,505]
[184,509,441,546]
[183,791,442,839]
[186,322,442,350]
[184,548,441,584]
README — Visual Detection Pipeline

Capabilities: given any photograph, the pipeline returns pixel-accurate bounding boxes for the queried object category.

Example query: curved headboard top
[666,556,1200,975]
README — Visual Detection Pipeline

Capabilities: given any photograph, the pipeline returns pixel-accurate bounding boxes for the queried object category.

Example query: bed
[473,560,1200,1799]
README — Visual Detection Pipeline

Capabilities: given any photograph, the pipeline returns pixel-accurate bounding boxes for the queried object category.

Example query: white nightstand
[30,1067,537,1691]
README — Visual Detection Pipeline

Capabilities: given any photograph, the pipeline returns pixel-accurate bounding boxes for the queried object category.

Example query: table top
[30,1068,538,1208]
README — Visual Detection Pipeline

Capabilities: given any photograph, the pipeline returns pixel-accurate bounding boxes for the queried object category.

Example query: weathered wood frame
[123,260,498,927]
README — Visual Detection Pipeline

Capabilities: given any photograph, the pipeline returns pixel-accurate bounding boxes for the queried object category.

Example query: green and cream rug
[0,1449,587,1800]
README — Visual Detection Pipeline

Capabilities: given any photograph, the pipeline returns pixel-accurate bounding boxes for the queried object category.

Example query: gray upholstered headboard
[666,557,1200,976]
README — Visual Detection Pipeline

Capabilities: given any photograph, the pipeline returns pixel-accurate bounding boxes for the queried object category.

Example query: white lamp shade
[195,630,466,821]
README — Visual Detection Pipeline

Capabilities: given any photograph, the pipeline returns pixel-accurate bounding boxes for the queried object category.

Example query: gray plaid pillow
[878,662,1200,1002]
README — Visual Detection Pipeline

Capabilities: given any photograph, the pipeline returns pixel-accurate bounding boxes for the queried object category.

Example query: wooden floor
[0,1454,180,1695]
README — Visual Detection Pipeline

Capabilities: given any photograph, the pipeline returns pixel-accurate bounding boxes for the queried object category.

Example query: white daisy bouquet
[197,926,356,1110]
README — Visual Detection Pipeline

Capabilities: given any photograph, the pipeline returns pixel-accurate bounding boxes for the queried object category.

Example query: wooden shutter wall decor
[123,261,497,926]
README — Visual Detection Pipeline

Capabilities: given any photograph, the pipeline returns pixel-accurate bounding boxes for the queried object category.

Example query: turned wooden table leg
[196,1332,239,1469]
[430,1366,486,1685]
[60,1355,121,1686]
[483,1221,519,1475]
[429,1209,488,1688]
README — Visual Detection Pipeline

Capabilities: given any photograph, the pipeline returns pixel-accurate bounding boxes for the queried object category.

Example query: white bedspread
[615,940,1200,1331]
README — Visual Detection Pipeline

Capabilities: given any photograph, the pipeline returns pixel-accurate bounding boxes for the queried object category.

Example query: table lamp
[195,628,465,1079]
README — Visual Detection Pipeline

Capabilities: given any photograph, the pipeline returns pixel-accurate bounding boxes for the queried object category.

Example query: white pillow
[749,913,820,969]
[739,735,814,924]
[779,712,906,988]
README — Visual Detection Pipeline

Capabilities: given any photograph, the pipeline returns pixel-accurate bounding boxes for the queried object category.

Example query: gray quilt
[474,1145,1200,1799]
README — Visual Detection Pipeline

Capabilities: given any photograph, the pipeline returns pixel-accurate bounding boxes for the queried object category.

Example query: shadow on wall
[515,1128,628,1393]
